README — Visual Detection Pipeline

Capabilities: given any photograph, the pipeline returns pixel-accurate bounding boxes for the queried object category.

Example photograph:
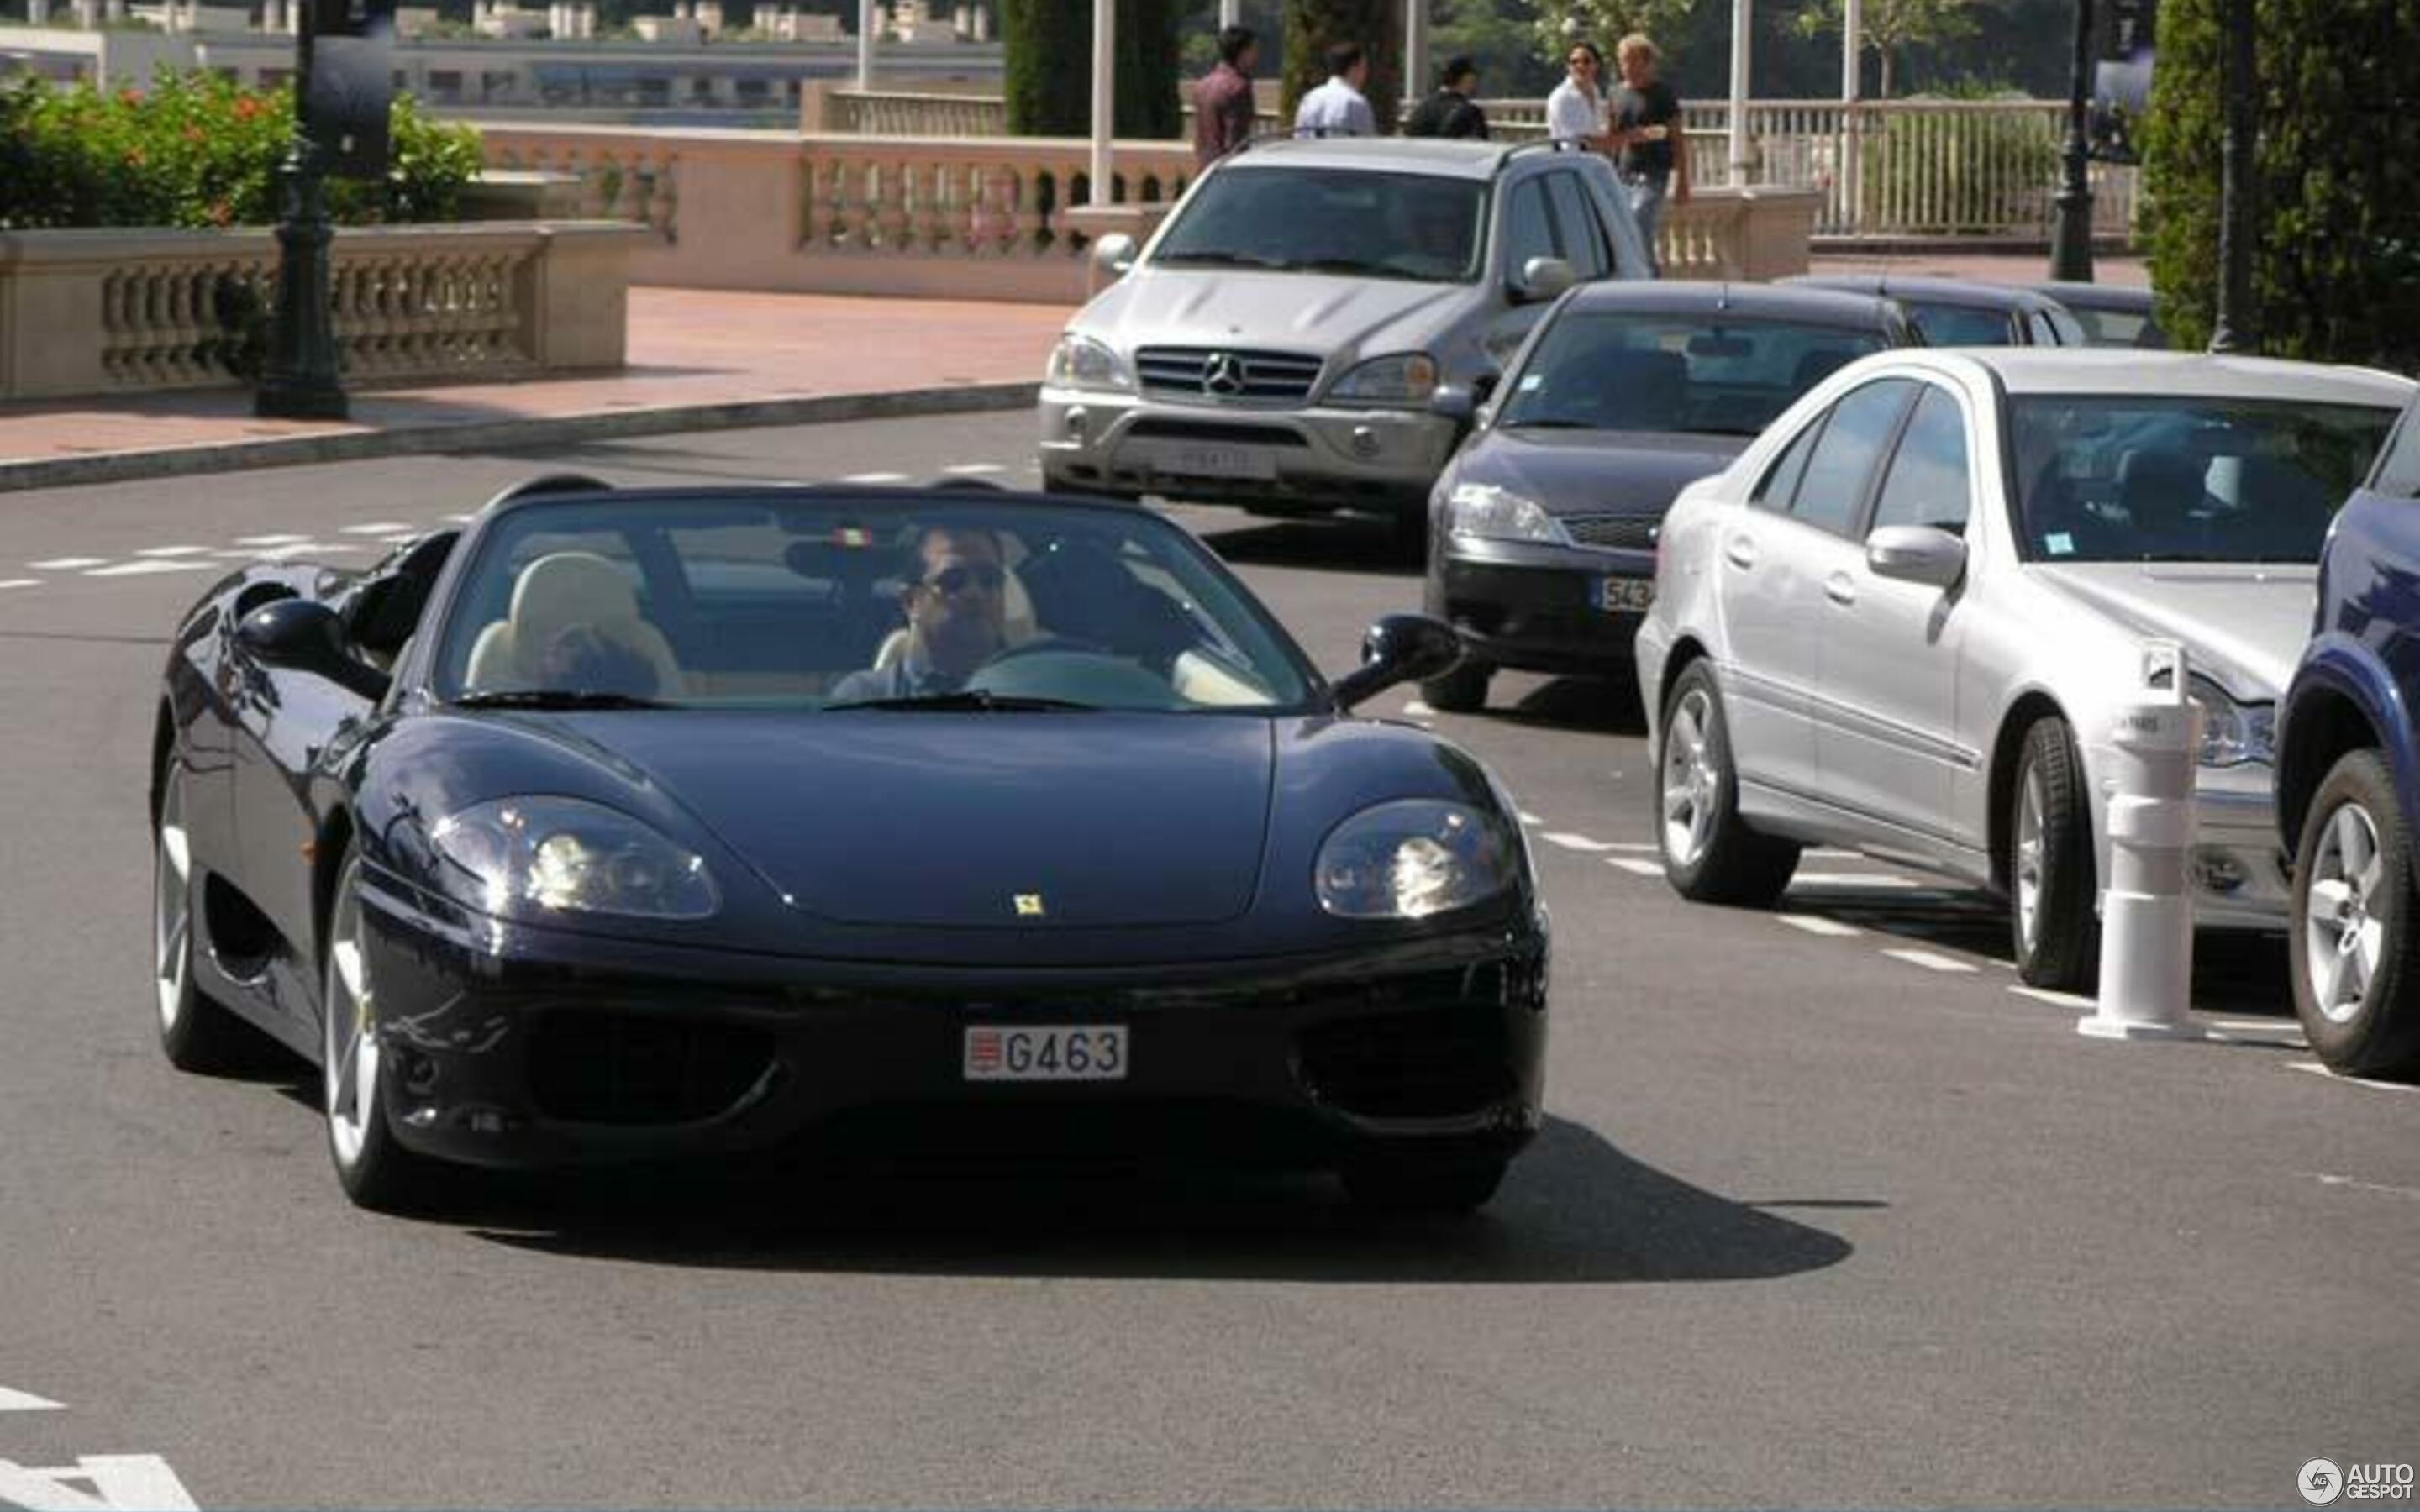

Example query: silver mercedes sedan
[1634,349,2413,989]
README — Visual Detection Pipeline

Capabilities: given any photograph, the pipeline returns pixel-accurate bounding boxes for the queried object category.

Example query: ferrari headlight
[1046,333,1134,392]
[2186,675,2275,768]
[429,796,718,920]
[1448,481,1568,545]
[1329,352,1440,407]
[1315,800,1519,919]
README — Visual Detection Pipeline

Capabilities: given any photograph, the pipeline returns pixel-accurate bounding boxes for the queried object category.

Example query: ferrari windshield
[2010,396,2398,563]
[432,496,1315,712]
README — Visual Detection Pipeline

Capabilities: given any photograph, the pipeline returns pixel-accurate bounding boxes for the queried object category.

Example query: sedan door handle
[1723,535,1758,570]
[1824,572,1858,606]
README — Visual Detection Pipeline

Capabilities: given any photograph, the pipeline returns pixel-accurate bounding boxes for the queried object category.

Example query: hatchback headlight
[1046,333,1134,392]
[1315,800,1520,919]
[1329,352,1440,407]
[1447,481,1568,545]
[430,796,718,920]
[2186,675,2275,767]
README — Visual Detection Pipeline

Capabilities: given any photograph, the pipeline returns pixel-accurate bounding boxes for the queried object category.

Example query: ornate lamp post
[2048,0,2096,281]
[255,0,346,419]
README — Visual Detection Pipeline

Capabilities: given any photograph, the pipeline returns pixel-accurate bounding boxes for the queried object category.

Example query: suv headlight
[2186,675,2275,767]
[1329,352,1440,407]
[430,796,719,920]
[1315,800,1521,919]
[1447,481,1568,545]
[1046,333,1134,393]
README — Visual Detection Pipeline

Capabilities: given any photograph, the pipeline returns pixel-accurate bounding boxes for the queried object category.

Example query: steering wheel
[976,634,1117,669]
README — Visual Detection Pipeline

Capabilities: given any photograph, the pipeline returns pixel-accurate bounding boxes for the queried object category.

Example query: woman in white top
[1544,39,1612,150]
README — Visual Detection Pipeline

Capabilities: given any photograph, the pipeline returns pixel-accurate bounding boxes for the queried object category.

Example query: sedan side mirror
[1429,385,1478,428]
[236,598,391,701]
[1331,613,1463,712]
[1092,233,1139,276]
[1512,256,1576,306]
[1865,524,1968,590]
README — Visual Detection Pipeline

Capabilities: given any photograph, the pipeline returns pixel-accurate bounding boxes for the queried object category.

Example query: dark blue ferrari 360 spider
[150,480,1550,1213]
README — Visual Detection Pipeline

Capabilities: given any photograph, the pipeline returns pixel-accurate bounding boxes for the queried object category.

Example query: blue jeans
[1625,173,1669,275]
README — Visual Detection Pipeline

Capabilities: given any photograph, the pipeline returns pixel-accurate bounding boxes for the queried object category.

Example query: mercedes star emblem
[1202,352,1248,396]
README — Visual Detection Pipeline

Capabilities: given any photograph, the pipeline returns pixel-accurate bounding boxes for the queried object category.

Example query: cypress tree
[1004,0,1186,140]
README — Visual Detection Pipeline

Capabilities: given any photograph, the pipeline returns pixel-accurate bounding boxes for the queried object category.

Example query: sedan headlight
[1329,352,1440,407]
[2186,675,2275,767]
[1447,481,1569,545]
[1046,333,1134,392]
[1315,800,1521,919]
[430,796,718,920]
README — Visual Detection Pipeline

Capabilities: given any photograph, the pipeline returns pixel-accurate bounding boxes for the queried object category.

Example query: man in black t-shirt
[1609,33,1690,273]
[1404,55,1490,139]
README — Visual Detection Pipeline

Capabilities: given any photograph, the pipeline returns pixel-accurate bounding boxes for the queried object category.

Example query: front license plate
[1594,576,1655,612]
[963,1025,1128,1082]
[1133,441,1277,481]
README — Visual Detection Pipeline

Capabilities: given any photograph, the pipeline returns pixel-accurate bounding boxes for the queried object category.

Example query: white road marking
[26,558,103,570]
[1777,914,1863,937]
[842,471,909,484]
[1807,848,1861,860]
[2204,1019,2300,1035]
[443,512,476,523]
[1789,872,1920,889]
[2009,984,2096,1009]
[340,521,413,534]
[1884,948,1981,974]
[1540,832,1617,853]
[0,1389,60,1413]
[1605,841,1659,853]
[84,560,213,578]
[942,462,1007,475]
[2288,1061,2420,1094]
[2308,1171,2420,1200]
[1516,811,1544,826]
[0,1455,198,1511]
[1608,858,1665,877]
[1401,699,1436,717]
[0,580,36,591]
[233,533,308,545]
[132,545,210,558]
[380,533,420,544]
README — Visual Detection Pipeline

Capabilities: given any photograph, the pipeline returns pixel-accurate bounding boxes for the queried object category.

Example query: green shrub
[0,72,484,230]
[2139,0,2420,369]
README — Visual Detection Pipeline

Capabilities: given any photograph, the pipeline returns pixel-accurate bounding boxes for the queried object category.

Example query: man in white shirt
[1544,39,1611,150]
[1294,41,1377,137]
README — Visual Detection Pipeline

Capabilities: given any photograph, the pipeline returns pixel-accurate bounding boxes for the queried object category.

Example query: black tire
[1420,657,1491,714]
[322,846,444,1212]
[2008,715,2099,990]
[1342,1152,1509,1215]
[154,759,253,1074]
[1657,661,1799,906]
[2289,749,2419,1079]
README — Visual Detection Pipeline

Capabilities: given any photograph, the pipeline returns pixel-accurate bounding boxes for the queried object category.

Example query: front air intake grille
[1297,999,1517,1120]
[1135,347,1323,402]
[1562,513,1663,552]
[528,1011,775,1126]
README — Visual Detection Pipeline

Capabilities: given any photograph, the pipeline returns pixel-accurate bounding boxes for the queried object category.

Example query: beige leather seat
[463,551,686,696]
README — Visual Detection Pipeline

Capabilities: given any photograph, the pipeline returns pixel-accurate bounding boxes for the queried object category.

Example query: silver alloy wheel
[2014,764,2046,957]
[1661,686,1718,869]
[324,861,381,1170]
[2305,799,2388,1025]
[154,770,192,1033]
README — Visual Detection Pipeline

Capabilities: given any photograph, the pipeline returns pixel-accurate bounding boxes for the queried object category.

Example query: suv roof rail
[1491,138,1593,172]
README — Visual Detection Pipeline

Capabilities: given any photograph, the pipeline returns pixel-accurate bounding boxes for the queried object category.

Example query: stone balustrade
[0,222,647,401]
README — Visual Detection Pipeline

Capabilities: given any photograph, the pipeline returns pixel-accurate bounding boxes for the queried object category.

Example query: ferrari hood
[553,711,1276,928]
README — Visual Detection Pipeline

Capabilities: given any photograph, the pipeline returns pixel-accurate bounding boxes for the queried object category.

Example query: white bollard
[2079,640,2207,1041]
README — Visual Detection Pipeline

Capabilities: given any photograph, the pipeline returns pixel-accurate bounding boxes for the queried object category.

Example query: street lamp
[2208,0,2255,353]
[255,0,347,419]
[2047,0,2095,281]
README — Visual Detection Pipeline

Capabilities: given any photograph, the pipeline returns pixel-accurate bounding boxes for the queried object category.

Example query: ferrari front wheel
[323,848,441,1212]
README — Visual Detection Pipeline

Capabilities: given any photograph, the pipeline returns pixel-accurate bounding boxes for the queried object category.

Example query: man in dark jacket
[1192,25,1258,166]
[1403,55,1489,139]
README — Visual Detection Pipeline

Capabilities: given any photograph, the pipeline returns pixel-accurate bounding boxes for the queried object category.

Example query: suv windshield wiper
[1501,417,1602,431]
[1152,249,1288,270]
[451,689,676,711]
[823,690,1099,713]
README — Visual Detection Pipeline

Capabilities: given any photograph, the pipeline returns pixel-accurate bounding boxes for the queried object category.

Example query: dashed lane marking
[1605,841,1658,853]
[232,533,309,546]
[132,546,210,558]
[2009,984,2095,1009]
[842,471,910,484]
[2308,1172,2420,1200]
[84,560,213,578]
[1789,872,1920,889]
[0,1454,199,1510]
[2206,1018,2300,1034]
[1541,832,1618,853]
[2288,1061,2420,1094]
[942,463,1007,475]
[1607,858,1665,877]
[1401,700,1436,717]
[26,559,103,571]
[1884,948,1981,974]
[1517,811,1543,826]
[1777,914,1863,937]
[0,1388,60,1412]
[0,580,35,591]
[340,521,414,534]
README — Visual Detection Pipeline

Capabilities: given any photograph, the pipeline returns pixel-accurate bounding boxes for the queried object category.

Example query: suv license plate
[964,1025,1128,1082]
[1140,443,1276,481]
[1595,576,1655,612]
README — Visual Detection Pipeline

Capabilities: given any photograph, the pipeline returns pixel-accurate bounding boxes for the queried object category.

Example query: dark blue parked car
[2277,396,2420,1078]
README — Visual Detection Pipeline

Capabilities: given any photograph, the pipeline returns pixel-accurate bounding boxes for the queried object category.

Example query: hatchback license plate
[963,1025,1128,1081]
[1595,576,1655,612]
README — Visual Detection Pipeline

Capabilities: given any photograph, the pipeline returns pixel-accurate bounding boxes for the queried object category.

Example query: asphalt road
[0,412,2414,1509]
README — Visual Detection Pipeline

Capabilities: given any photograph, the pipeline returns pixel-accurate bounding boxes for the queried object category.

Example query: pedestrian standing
[1609,32,1690,271]
[1293,40,1377,137]
[1192,24,1259,166]
[1405,55,1489,139]
[1545,39,1612,151]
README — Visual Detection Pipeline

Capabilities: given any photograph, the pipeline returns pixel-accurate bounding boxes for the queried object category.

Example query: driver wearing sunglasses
[829,525,1010,701]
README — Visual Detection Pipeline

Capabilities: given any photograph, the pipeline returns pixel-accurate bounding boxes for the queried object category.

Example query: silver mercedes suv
[1038,138,1653,528]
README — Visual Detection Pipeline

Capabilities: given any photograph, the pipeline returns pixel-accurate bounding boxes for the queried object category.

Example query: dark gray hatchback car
[1785,273,2088,348]
[1419,281,1918,712]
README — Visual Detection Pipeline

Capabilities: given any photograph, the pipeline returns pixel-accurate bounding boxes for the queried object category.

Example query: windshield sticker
[2045,532,2075,556]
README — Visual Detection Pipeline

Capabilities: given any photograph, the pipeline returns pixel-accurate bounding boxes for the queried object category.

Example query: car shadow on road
[452,1114,1862,1285]
[1480,675,1649,738]
[1189,514,1425,580]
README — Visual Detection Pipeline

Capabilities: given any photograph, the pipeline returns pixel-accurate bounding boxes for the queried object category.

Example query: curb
[0,381,1044,496]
